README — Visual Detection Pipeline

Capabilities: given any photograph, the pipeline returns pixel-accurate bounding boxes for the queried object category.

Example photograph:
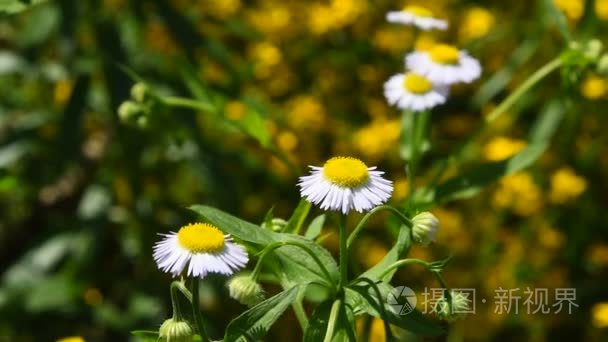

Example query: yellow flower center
[177,223,225,253]
[403,73,433,94]
[429,44,460,65]
[323,157,369,188]
[404,5,433,17]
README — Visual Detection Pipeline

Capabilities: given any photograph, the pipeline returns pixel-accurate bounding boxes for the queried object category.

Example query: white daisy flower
[386,5,448,31]
[153,222,248,278]
[298,157,393,215]
[406,44,482,84]
[383,72,449,112]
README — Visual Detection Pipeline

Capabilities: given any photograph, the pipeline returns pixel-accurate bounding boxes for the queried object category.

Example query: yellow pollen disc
[429,44,460,65]
[178,223,225,253]
[323,157,369,188]
[403,73,433,94]
[404,5,433,17]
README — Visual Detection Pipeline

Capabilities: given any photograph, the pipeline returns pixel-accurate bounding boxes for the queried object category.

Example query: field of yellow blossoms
[1,0,608,341]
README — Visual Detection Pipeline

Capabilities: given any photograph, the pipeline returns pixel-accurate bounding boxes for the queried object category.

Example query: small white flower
[298,157,393,215]
[153,223,248,278]
[406,44,482,85]
[384,72,449,112]
[386,5,448,30]
[412,212,439,246]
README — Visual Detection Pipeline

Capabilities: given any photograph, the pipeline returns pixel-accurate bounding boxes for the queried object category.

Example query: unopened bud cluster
[117,82,152,128]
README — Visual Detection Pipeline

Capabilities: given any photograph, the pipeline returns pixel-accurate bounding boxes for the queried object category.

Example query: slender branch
[338,215,348,288]
[170,281,190,320]
[376,258,430,280]
[292,288,309,331]
[485,57,562,123]
[161,96,216,113]
[351,278,393,340]
[323,299,342,342]
[346,205,413,249]
[190,278,211,342]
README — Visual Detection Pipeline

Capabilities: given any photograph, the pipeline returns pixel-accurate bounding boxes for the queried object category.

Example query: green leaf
[359,224,410,282]
[541,0,571,42]
[529,101,564,143]
[346,284,444,337]
[415,142,548,207]
[0,0,46,15]
[305,214,325,240]
[189,205,339,285]
[283,199,311,234]
[189,204,275,245]
[224,286,300,342]
[130,330,158,342]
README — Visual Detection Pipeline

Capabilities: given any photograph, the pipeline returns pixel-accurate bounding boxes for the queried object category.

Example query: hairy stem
[190,278,211,342]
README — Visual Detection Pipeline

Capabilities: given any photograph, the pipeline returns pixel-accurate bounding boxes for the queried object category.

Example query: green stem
[251,241,335,290]
[170,281,189,320]
[338,215,348,288]
[376,258,431,280]
[190,278,211,342]
[425,57,563,189]
[161,96,216,113]
[485,57,562,123]
[346,205,413,249]
[323,299,342,342]
[292,288,309,330]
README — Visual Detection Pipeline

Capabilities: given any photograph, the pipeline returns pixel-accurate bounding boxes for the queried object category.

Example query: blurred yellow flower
[414,32,437,51]
[553,0,584,21]
[285,96,326,130]
[459,7,495,41]
[308,0,365,34]
[392,177,409,201]
[248,6,291,36]
[587,244,608,266]
[54,79,73,105]
[204,0,241,19]
[356,317,386,341]
[56,337,85,342]
[145,21,179,54]
[549,167,587,204]
[353,119,400,160]
[368,318,386,341]
[493,172,542,216]
[596,0,608,20]
[373,28,412,54]
[592,303,608,328]
[580,75,607,99]
[277,131,298,152]
[224,101,247,120]
[483,136,526,161]
[355,238,388,269]
[250,42,283,79]
[83,288,103,306]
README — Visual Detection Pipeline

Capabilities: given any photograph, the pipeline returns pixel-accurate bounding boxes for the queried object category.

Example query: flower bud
[159,317,194,342]
[228,273,265,307]
[434,290,471,321]
[137,115,149,128]
[261,218,287,232]
[117,101,141,122]
[411,212,439,246]
[584,39,603,61]
[131,82,149,103]
[597,54,608,75]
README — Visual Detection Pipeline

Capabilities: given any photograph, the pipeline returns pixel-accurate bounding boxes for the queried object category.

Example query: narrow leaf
[224,286,300,342]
